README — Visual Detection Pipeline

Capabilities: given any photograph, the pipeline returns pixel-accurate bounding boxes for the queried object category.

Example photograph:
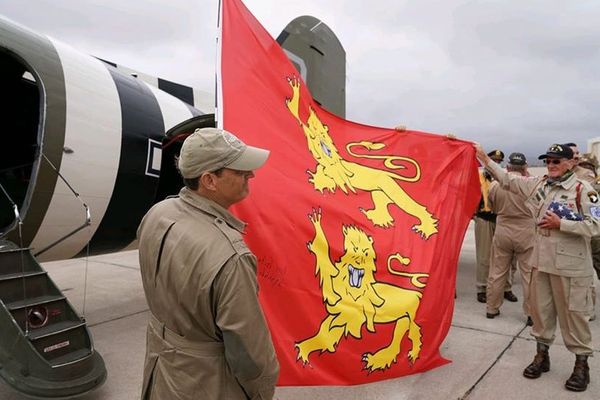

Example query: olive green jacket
[137,188,279,400]
[487,162,600,278]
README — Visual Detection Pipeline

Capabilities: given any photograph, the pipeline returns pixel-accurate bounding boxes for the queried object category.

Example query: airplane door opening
[155,114,215,202]
[0,49,41,237]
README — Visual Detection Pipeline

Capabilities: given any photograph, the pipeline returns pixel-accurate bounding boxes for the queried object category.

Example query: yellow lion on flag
[285,77,438,239]
[295,209,428,372]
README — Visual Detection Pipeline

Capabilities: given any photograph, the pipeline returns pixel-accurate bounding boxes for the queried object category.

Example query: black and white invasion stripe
[1,17,212,260]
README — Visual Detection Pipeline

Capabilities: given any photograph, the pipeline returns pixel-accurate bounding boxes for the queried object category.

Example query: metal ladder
[0,160,106,398]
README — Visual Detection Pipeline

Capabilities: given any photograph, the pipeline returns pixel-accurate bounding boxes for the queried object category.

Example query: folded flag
[548,201,583,221]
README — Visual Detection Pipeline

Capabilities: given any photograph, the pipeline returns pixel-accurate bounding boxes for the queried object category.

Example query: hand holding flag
[547,201,583,221]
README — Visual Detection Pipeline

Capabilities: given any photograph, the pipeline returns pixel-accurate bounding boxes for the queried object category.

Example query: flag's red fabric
[219,0,480,386]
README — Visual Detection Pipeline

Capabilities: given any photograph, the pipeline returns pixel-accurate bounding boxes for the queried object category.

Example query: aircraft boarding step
[0,270,47,281]
[0,244,106,398]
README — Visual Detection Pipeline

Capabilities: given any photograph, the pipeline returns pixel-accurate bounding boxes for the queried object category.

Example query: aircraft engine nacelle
[0,16,214,261]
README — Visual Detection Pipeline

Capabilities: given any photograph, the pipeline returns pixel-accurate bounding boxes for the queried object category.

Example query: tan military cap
[178,128,269,178]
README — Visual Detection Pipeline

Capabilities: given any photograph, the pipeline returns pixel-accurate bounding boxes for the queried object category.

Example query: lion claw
[412,222,438,240]
[407,350,420,365]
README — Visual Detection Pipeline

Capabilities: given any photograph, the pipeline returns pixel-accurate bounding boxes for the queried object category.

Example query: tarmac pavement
[1,221,599,399]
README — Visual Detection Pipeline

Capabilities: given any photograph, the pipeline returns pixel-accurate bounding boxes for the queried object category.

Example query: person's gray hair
[507,164,527,174]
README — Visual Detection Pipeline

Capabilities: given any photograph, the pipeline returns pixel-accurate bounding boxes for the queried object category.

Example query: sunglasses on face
[544,159,563,165]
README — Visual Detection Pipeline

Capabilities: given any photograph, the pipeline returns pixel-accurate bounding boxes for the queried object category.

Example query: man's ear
[199,173,217,191]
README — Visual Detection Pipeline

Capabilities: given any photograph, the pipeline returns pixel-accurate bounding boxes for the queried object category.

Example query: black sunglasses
[543,159,563,165]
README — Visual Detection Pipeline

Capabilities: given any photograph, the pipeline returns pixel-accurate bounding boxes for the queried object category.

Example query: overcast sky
[2,0,600,161]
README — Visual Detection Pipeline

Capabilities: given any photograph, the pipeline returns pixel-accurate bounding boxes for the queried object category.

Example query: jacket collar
[545,170,577,190]
[178,187,246,233]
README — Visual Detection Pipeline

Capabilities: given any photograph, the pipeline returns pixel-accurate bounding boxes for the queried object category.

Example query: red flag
[218,0,480,386]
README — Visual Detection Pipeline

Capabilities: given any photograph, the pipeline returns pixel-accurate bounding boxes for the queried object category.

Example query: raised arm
[474,143,540,198]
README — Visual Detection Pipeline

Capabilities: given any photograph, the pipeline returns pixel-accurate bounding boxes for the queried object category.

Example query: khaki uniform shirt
[489,172,534,229]
[487,162,600,278]
[137,187,279,400]
[574,165,595,184]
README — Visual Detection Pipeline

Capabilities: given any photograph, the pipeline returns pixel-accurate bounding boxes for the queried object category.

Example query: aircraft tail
[277,15,346,118]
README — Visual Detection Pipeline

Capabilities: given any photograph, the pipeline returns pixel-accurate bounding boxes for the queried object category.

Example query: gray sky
[2,0,600,161]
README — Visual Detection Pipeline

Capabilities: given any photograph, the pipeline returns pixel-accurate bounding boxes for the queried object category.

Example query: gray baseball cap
[178,128,269,178]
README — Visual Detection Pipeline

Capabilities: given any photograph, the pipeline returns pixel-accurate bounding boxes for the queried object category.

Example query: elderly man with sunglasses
[137,128,279,400]
[475,143,600,392]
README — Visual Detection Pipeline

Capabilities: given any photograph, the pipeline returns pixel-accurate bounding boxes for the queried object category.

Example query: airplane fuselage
[0,16,214,261]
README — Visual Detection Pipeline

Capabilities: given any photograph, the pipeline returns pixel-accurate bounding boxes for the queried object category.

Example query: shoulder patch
[590,206,600,219]
[213,217,250,255]
[587,191,599,204]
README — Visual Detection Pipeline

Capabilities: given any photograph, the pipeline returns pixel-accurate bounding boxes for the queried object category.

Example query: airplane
[0,14,346,398]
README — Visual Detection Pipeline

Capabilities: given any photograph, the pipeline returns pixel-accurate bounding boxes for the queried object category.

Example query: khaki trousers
[486,223,533,316]
[475,218,514,293]
[530,269,594,355]
[592,236,600,280]
[590,236,599,317]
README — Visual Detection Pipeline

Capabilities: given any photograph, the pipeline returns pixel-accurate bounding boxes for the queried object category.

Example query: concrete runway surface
[1,222,599,400]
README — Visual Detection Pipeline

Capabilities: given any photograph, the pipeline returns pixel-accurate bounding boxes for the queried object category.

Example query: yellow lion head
[340,225,377,282]
[323,225,384,337]
[302,107,356,192]
[338,225,377,299]
[304,107,341,166]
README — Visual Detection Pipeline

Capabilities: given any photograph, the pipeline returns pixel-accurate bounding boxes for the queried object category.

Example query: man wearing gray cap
[475,143,600,392]
[486,152,534,324]
[137,128,279,400]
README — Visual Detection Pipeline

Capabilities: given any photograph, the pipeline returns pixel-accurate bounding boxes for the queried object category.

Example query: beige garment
[475,170,496,294]
[592,237,600,279]
[137,187,279,400]
[486,162,600,354]
[586,177,600,316]
[475,217,494,293]
[486,177,534,316]
[574,165,596,184]
[530,269,593,355]
[475,217,515,293]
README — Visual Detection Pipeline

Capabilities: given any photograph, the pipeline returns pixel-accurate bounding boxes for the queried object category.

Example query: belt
[536,226,551,237]
[149,313,224,356]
